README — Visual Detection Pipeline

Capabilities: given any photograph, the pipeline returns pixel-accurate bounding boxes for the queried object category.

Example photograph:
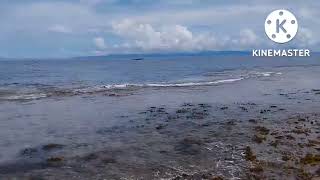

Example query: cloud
[79,0,117,6]
[111,19,214,52]
[48,24,72,33]
[93,19,261,54]
[93,37,107,49]
[230,29,260,49]
[0,0,319,57]
[295,28,317,47]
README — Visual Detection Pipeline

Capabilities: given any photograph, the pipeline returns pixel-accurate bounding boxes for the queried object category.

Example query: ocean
[0,54,319,101]
[1,54,320,179]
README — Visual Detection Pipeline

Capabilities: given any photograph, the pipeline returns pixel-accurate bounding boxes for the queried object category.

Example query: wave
[102,78,244,89]
[0,71,282,101]
[3,93,48,100]
[0,79,243,101]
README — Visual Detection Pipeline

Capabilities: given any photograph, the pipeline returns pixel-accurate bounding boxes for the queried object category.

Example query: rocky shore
[1,66,320,180]
[1,91,320,179]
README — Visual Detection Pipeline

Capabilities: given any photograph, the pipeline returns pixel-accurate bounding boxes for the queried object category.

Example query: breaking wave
[102,78,243,89]
[0,71,281,101]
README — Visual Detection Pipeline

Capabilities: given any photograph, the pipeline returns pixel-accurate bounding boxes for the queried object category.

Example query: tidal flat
[0,66,320,180]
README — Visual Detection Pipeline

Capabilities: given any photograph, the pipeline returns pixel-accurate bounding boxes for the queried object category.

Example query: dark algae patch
[42,144,64,151]
[245,146,256,161]
[254,126,270,135]
[301,154,320,165]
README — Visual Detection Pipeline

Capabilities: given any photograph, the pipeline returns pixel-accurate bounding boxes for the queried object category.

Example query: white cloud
[230,29,260,49]
[102,19,261,53]
[296,28,317,47]
[48,24,72,33]
[102,19,262,53]
[93,37,107,49]
[1,1,319,57]
[79,0,117,6]
[111,19,216,52]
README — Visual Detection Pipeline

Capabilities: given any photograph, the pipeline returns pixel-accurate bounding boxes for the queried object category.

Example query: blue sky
[0,0,319,58]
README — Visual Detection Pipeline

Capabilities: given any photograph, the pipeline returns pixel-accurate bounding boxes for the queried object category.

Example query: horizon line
[1,50,319,60]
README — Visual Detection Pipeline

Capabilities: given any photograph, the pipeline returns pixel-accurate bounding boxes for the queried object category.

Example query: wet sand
[0,66,320,180]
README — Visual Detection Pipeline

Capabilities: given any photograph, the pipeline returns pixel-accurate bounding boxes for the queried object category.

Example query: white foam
[0,71,282,100]
[4,93,47,100]
[102,84,141,89]
[250,71,282,77]
[100,78,244,89]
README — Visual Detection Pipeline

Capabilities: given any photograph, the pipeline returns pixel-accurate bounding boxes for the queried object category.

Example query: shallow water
[1,56,320,179]
[0,55,319,101]
[0,65,320,165]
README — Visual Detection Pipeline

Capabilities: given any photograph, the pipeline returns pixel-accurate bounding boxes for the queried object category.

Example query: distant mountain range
[73,51,251,61]
[1,51,319,61]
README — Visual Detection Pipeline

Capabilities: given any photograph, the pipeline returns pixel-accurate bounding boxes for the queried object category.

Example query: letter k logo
[276,19,287,33]
[265,9,298,44]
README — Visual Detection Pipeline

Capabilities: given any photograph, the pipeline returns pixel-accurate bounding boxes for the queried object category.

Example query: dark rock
[82,153,99,161]
[244,146,256,161]
[156,124,167,130]
[47,157,64,166]
[292,128,310,135]
[20,147,38,156]
[254,126,270,135]
[269,140,280,148]
[282,155,290,161]
[172,173,222,180]
[260,109,271,114]
[201,122,210,127]
[181,103,194,107]
[307,139,320,147]
[176,108,189,114]
[102,158,116,164]
[300,154,320,165]
[187,111,208,119]
[198,103,211,108]
[249,119,258,123]
[174,138,203,155]
[249,164,263,173]
[275,135,284,139]
[159,150,168,154]
[226,120,236,125]
[220,106,228,110]
[47,157,63,162]
[211,177,224,180]
[42,144,64,151]
[239,106,248,112]
[108,93,120,97]
[285,135,295,140]
[252,134,266,143]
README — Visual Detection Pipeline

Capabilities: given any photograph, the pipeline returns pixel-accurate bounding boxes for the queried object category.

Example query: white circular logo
[265,9,298,44]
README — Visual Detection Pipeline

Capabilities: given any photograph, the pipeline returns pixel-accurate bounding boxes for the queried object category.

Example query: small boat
[132,58,144,61]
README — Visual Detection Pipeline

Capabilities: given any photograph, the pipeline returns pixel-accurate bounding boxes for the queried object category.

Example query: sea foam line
[102,78,244,89]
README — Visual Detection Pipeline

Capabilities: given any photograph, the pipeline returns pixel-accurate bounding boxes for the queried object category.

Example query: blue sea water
[0,53,320,167]
[0,54,319,100]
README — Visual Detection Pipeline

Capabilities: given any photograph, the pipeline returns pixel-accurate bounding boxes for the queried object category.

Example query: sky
[0,0,319,58]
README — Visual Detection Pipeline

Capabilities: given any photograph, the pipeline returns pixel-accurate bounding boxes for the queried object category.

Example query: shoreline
[0,66,320,179]
[1,100,320,179]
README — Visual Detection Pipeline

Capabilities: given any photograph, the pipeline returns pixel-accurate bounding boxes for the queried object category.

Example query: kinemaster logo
[253,9,311,57]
